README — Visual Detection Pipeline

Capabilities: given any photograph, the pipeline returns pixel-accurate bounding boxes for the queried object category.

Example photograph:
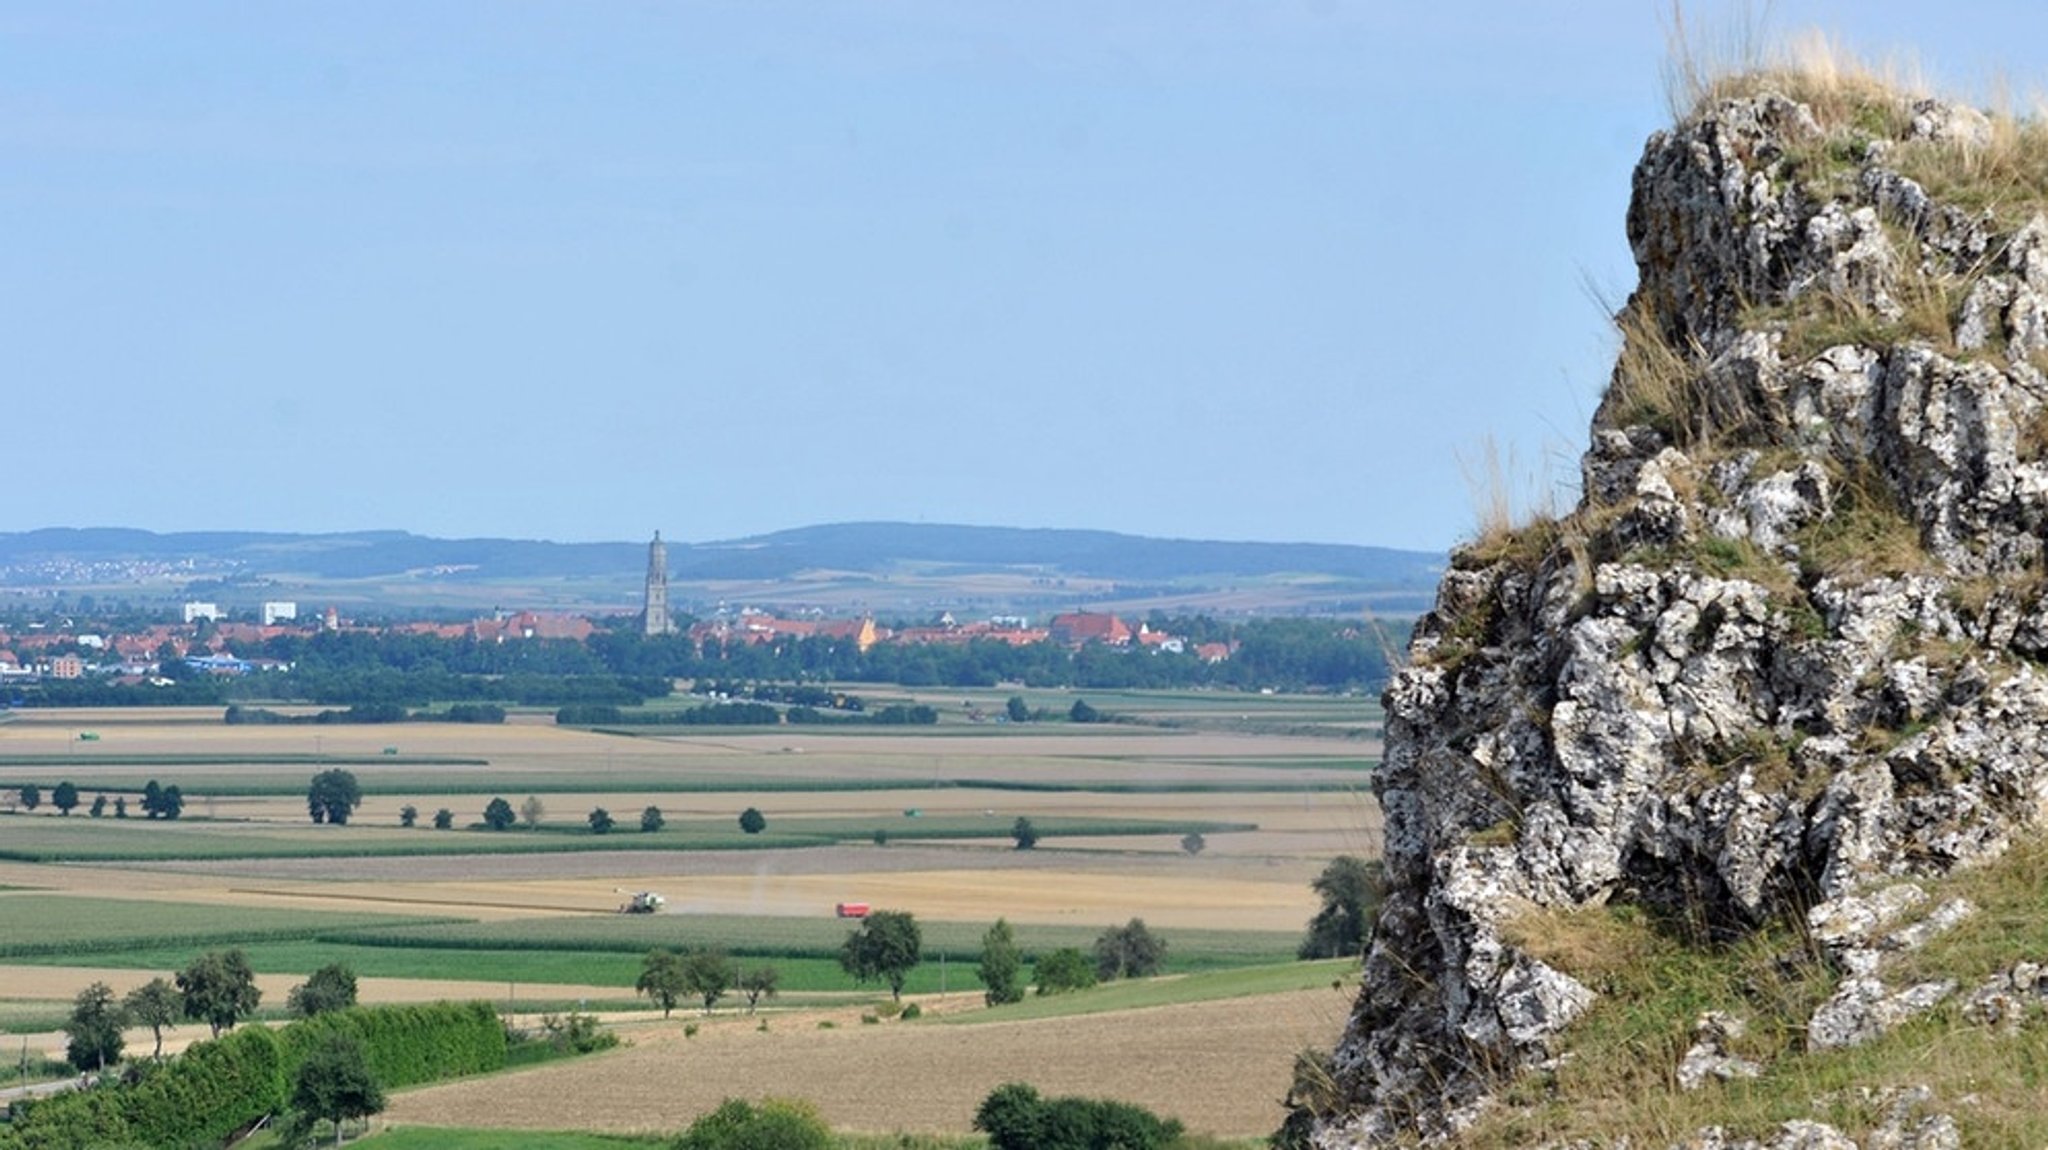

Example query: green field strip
[0,895,455,958]
[941,958,1358,1025]
[0,813,1249,862]
[0,775,1358,798]
[327,914,1299,968]
[0,754,489,768]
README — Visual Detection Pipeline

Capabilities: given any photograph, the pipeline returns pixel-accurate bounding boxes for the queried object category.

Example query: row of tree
[4,780,181,819]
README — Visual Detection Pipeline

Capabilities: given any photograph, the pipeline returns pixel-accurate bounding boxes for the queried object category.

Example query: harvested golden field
[388,984,1355,1139]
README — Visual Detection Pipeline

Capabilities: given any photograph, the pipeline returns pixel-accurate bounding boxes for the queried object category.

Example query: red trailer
[836,902,870,918]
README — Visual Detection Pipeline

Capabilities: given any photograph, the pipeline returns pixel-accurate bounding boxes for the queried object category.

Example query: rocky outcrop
[1308,82,2048,1146]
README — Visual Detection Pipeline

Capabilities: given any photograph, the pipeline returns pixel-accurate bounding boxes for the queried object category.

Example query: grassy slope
[1468,836,2048,1146]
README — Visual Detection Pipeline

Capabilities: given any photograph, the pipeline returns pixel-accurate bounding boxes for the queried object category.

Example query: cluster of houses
[0,601,1231,687]
[684,608,1233,662]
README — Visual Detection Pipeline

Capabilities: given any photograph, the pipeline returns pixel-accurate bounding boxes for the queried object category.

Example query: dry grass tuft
[1603,297,1716,446]
[1666,9,1924,129]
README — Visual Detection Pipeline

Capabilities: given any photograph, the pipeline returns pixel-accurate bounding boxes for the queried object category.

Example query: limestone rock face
[1310,87,2048,1146]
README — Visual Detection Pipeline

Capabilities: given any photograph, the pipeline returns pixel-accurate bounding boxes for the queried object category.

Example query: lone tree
[840,909,922,1001]
[739,965,780,1013]
[1011,816,1039,850]
[123,977,181,1059]
[588,806,615,834]
[89,793,107,817]
[641,805,665,833]
[307,769,363,825]
[432,807,454,830]
[18,783,40,811]
[482,796,516,830]
[681,949,736,1014]
[1180,832,1206,856]
[52,781,79,816]
[64,981,126,1072]
[288,963,359,1018]
[399,804,418,828]
[1068,699,1099,724]
[519,795,545,830]
[979,918,1025,1006]
[291,1032,386,1148]
[1298,855,1383,960]
[177,948,262,1036]
[1006,696,1031,723]
[1094,919,1167,981]
[738,806,767,835]
[636,950,687,1018]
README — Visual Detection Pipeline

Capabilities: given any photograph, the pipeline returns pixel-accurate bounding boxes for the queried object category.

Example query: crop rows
[0,895,449,958]
[0,814,1246,863]
[331,913,1300,968]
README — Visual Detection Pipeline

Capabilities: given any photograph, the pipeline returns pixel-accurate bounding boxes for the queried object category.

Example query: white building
[183,601,221,623]
[261,601,298,626]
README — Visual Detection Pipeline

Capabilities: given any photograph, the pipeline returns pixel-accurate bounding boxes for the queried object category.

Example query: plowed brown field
[388,985,1354,1138]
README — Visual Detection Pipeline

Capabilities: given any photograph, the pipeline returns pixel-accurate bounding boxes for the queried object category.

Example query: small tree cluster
[1094,918,1166,981]
[288,963,359,1018]
[140,779,184,820]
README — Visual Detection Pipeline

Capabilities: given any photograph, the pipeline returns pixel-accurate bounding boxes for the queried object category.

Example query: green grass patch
[947,958,1358,1025]
[1465,831,2048,1146]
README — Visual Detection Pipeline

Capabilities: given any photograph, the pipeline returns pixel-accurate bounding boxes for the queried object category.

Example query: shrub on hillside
[1034,947,1097,995]
[672,1097,831,1150]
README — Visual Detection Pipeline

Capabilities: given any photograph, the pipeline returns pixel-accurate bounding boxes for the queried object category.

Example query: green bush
[973,1082,1184,1150]
[673,1097,832,1150]
[1034,947,1097,995]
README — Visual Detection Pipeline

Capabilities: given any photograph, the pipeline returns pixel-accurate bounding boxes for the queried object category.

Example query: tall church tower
[643,531,676,636]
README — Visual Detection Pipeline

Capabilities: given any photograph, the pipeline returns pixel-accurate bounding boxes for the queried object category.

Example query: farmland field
[0,692,1379,1139]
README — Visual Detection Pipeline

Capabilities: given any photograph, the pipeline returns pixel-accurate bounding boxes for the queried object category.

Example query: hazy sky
[7,3,2048,551]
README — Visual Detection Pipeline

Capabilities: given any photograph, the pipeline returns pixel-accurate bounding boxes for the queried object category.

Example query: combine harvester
[615,888,666,914]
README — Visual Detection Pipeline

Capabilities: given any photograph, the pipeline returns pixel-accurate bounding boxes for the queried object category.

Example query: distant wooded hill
[0,523,1442,584]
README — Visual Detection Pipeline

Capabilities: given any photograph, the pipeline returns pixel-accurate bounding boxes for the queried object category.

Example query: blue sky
[6,3,2047,552]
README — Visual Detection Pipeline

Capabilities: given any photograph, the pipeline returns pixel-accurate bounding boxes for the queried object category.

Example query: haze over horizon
[10,3,2048,551]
